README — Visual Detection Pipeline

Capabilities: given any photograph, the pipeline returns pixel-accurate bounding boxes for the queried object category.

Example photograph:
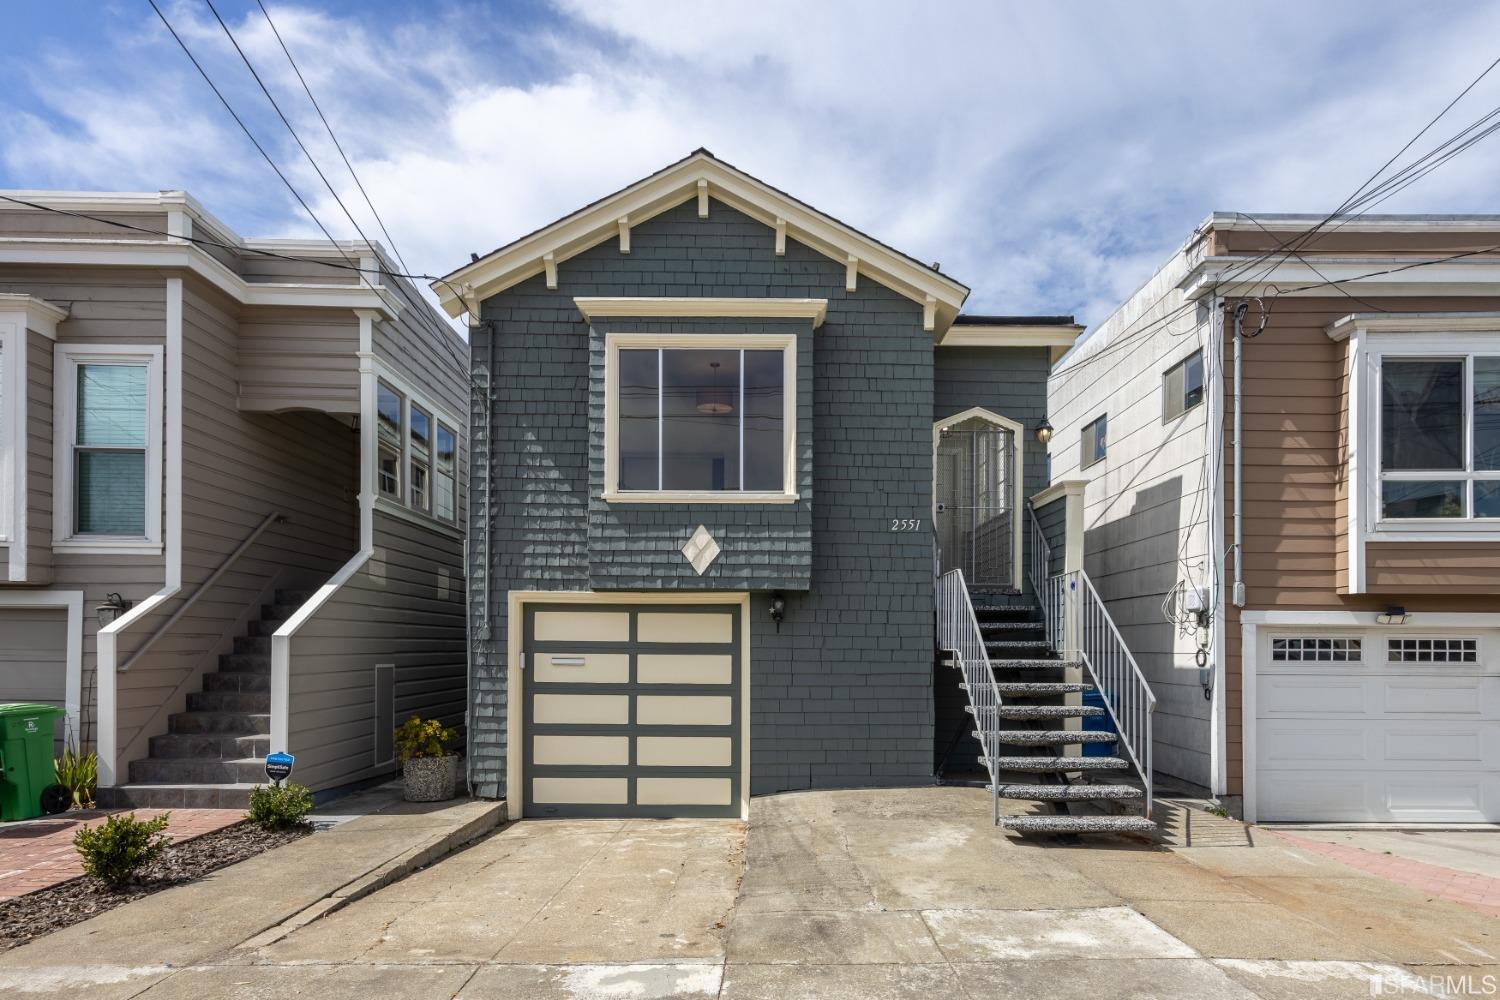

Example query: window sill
[1371,521,1500,541]
[374,496,463,538]
[52,537,163,556]
[601,490,801,505]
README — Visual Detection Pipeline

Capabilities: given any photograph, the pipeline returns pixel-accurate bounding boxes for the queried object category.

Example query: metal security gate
[521,603,742,818]
[936,416,1017,590]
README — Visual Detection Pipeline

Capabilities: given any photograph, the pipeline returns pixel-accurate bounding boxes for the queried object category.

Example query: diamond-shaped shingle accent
[681,525,721,575]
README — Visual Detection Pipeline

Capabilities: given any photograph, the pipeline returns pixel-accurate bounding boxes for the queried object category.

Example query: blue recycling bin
[1081,689,1119,757]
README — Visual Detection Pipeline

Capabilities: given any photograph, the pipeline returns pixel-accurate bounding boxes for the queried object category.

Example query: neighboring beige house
[0,190,468,807]
[1047,212,1500,824]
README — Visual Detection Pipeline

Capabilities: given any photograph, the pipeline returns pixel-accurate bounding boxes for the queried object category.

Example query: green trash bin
[0,704,69,821]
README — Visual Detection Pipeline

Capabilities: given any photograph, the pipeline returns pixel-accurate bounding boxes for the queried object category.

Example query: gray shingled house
[434,151,1084,819]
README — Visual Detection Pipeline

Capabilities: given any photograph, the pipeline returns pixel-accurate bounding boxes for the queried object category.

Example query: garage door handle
[550,656,586,666]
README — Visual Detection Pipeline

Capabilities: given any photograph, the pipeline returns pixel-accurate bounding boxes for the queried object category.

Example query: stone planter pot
[402,755,460,802]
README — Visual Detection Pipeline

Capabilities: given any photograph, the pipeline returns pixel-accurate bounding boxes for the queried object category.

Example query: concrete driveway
[45,788,1500,998]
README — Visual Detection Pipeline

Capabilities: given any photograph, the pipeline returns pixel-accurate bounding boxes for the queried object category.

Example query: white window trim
[1350,329,1500,551]
[369,360,462,534]
[52,343,164,554]
[0,318,17,547]
[602,332,799,504]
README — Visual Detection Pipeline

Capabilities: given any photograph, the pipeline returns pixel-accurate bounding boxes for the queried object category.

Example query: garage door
[0,608,69,752]
[1256,631,1500,823]
[521,603,742,819]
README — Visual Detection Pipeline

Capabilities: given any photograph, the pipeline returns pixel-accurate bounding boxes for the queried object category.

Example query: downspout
[1231,301,1249,609]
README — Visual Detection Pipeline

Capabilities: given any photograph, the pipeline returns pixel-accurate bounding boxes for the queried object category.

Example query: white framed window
[409,401,431,513]
[435,421,457,523]
[1081,413,1107,469]
[53,344,163,552]
[1271,636,1362,663]
[376,380,403,502]
[1377,353,1500,521]
[1163,350,1204,421]
[603,333,797,503]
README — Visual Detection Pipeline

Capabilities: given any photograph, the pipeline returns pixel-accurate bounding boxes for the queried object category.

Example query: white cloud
[4,1,1500,327]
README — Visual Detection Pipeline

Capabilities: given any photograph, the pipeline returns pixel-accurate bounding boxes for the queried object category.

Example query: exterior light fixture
[1035,417,1054,445]
[95,592,131,627]
[696,361,734,415]
[768,593,787,633]
[1375,605,1409,626]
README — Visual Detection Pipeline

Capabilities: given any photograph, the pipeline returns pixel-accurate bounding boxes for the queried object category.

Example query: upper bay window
[376,381,403,502]
[605,334,797,502]
[373,375,459,527]
[1379,355,1500,520]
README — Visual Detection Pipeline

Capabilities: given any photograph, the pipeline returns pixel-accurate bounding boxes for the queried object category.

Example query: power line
[253,0,411,275]
[202,0,384,273]
[146,0,362,274]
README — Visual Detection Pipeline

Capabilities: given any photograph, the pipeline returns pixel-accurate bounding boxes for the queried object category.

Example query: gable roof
[433,149,970,334]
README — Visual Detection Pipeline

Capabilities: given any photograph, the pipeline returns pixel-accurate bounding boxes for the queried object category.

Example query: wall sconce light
[95,592,131,627]
[768,593,786,633]
[1035,417,1054,446]
[1375,605,1409,626]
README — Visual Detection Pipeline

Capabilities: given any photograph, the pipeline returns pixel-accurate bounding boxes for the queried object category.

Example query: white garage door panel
[1257,630,1500,823]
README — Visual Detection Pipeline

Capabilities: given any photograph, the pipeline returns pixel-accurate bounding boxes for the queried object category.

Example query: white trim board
[575,296,828,328]
[505,589,752,821]
[434,151,969,333]
[0,590,84,744]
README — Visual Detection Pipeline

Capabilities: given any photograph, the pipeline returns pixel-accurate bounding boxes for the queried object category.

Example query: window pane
[76,450,146,535]
[662,349,740,491]
[410,404,431,459]
[377,383,402,448]
[1476,480,1500,518]
[743,349,784,491]
[618,349,659,490]
[1475,358,1500,470]
[1183,351,1204,409]
[1082,415,1107,467]
[378,444,400,499]
[436,424,457,474]
[1382,360,1463,470]
[411,462,429,511]
[1382,480,1465,519]
[77,364,147,447]
[1163,363,1184,419]
[436,472,456,521]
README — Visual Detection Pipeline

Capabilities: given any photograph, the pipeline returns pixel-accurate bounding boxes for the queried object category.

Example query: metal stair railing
[1026,503,1156,818]
[936,567,1004,825]
[1063,568,1157,816]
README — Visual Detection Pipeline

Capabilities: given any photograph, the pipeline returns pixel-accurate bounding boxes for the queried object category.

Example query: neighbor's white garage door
[0,608,69,751]
[1256,631,1500,823]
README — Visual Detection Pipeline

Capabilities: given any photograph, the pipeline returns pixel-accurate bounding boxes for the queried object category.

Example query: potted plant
[394,715,460,802]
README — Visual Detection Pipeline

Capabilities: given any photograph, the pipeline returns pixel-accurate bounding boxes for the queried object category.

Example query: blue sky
[4,1,1500,326]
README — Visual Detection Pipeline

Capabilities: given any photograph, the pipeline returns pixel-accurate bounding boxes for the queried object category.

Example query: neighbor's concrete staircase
[967,594,1155,835]
[99,588,312,809]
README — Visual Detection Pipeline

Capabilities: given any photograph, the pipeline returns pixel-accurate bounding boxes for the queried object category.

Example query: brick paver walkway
[0,808,242,899]
[1270,829,1500,920]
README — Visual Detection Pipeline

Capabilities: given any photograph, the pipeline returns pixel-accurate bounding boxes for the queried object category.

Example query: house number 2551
[889,518,923,532]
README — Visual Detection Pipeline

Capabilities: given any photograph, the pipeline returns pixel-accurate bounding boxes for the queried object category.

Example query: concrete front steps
[965,594,1156,837]
[99,588,313,810]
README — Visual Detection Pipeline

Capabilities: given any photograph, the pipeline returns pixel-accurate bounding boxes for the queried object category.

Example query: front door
[521,602,743,818]
[935,415,1018,590]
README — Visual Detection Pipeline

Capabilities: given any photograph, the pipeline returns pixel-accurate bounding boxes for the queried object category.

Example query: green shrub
[393,715,456,762]
[247,782,314,830]
[54,744,98,809]
[73,812,172,889]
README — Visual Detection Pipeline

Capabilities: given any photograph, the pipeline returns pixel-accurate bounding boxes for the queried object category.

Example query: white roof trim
[575,296,828,328]
[1326,311,1500,341]
[1209,211,1500,233]
[938,324,1084,348]
[434,152,969,332]
[1179,254,1500,300]
[0,293,68,337]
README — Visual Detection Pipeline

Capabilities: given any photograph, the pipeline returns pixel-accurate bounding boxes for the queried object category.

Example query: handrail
[1061,568,1157,816]
[120,511,283,672]
[936,567,1004,824]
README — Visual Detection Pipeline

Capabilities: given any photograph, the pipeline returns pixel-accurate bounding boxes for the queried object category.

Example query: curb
[237,799,507,949]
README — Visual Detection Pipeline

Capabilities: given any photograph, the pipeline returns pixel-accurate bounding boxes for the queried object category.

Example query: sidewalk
[0,809,242,899]
[0,789,504,999]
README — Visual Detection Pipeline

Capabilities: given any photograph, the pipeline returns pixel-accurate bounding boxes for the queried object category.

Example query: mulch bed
[0,820,310,951]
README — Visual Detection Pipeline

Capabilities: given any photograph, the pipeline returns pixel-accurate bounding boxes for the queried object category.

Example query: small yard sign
[264,752,295,784]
